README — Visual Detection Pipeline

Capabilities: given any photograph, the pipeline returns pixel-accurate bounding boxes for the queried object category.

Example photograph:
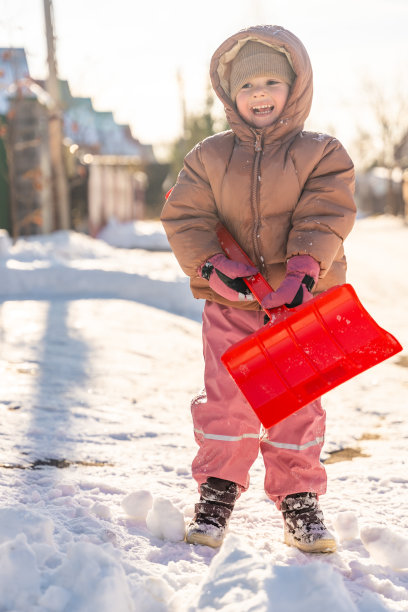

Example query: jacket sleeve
[160,142,223,278]
[287,138,356,277]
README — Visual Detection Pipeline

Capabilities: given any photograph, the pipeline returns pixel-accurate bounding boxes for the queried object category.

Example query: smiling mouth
[251,104,274,115]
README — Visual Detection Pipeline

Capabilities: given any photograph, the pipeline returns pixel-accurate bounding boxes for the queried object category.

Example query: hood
[210,25,313,144]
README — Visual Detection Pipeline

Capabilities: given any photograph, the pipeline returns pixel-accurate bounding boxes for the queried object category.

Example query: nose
[252,84,267,97]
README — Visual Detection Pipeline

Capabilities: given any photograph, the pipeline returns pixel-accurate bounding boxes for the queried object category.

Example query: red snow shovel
[216,224,403,428]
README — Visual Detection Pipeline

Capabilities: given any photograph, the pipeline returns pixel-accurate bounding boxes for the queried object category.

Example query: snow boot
[185,477,240,548]
[281,492,336,553]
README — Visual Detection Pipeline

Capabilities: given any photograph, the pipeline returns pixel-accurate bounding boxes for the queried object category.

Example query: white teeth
[252,104,273,113]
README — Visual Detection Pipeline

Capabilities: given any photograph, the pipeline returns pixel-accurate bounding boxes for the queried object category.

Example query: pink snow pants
[191,301,327,508]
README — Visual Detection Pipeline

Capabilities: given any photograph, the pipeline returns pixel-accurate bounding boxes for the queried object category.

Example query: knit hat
[229,41,296,102]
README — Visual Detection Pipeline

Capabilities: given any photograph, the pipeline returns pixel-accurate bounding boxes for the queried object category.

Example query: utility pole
[176,69,188,138]
[43,0,70,231]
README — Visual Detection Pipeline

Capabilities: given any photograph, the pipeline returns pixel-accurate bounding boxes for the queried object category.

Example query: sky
[1,0,408,157]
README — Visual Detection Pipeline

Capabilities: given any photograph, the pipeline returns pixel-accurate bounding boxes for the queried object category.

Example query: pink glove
[261,255,320,309]
[199,253,257,302]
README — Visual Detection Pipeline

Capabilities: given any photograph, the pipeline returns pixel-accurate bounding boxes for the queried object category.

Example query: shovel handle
[216,224,286,318]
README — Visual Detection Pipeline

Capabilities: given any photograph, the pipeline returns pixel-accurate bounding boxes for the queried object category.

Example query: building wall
[88,159,145,236]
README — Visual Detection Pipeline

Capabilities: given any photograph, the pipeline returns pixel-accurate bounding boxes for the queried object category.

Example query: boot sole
[284,531,337,553]
[185,530,224,548]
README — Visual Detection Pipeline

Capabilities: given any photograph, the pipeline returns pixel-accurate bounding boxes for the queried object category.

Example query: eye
[241,82,252,89]
[266,79,279,86]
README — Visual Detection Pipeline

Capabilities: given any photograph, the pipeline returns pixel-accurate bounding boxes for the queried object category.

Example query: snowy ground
[0,216,407,611]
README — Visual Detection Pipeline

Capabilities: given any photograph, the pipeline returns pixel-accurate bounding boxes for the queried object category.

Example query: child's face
[235,75,290,129]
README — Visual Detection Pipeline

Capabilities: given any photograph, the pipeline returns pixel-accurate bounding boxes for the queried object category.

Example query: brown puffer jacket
[161,25,356,310]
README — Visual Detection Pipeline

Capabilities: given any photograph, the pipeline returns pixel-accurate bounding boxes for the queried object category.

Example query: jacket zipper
[251,132,264,271]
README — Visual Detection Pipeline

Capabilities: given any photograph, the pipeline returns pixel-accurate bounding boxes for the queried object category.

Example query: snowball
[360,526,408,569]
[333,511,359,541]
[91,503,112,520]
[121,490,153,520]
[146,497,185,542]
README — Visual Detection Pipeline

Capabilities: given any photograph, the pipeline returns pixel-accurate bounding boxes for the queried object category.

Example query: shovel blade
[221,284,402,428]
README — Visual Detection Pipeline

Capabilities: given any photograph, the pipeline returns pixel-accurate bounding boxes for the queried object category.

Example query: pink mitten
[261,255,320,309]
[199,253,257,302]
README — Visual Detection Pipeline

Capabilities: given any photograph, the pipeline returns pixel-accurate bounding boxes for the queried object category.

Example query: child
[161,25,356,552]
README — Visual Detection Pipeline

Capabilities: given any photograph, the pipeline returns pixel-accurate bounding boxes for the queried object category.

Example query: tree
[350,77,408,215]
[168,81,228,184]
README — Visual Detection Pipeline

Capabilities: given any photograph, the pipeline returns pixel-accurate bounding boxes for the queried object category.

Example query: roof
[0,48,155,162]
[0,48,32,113]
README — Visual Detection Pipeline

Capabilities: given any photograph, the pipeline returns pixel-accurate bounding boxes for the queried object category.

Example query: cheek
[280,88,290,106]
[235,92,249,114]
